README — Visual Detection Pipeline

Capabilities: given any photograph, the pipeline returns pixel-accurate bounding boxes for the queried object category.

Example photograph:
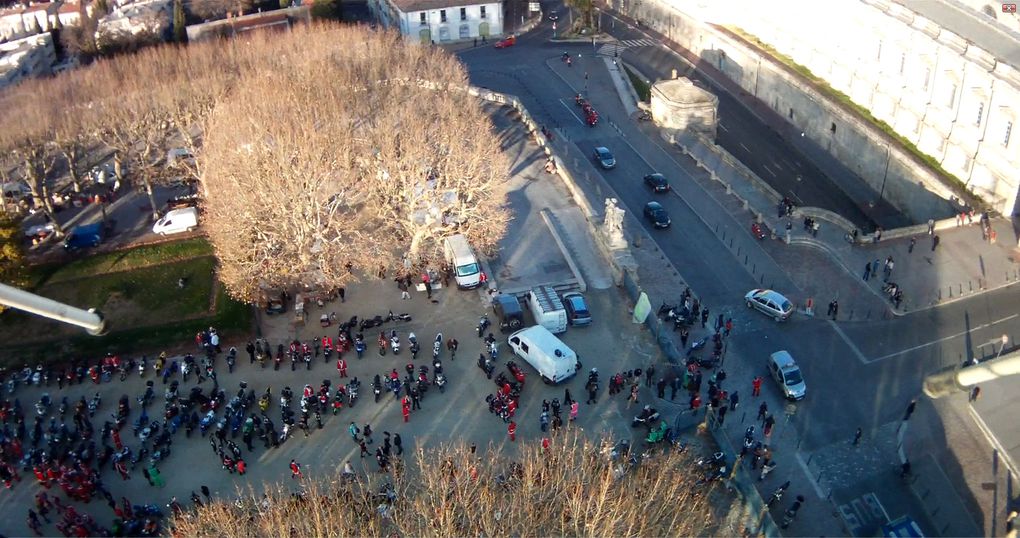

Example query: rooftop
[891,0,1020,71]
[388,0,496,14]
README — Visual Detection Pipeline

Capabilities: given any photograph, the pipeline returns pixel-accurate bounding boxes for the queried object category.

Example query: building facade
[0,32,56,89]
[369,0,503,43]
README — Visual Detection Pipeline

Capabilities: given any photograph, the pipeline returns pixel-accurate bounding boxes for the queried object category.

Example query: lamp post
[995,334,1010,360]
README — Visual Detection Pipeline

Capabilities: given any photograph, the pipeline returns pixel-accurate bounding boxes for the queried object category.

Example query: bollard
[760,274,764,284]
[959,283,963,295]
[866,309,871,319]
[948,286,952,298]
[729,238,734,248]
[716,223,720,233]
[969,280,972,292]
[722,230,727,241]
[752,263,756,274]
[745,254,748,265]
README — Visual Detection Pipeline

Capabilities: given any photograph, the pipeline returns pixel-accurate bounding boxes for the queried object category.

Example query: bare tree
[200,25,510,301]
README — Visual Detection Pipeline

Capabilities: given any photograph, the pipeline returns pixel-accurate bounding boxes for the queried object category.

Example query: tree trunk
[39,185,65,237]
[64,147,83,193]
[113,152,124,183]
[143,176,159,222]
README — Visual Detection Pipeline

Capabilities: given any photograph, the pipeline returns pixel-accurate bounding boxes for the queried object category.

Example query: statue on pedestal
[603,198,626,249]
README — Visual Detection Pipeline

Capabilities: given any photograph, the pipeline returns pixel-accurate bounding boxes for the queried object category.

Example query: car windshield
[780,300,793,312]
[456,263,480,276]
[784,369,803,385]
[598,150,611,159]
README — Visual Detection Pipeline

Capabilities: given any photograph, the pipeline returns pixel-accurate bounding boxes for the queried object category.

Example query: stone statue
[603,198,626,248]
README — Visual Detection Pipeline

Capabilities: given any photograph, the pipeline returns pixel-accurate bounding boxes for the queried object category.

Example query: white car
[745,289,794,321]
[768,351,806,400]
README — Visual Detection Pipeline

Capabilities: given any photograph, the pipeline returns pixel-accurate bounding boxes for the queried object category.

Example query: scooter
[433,333,443,360]
[477,354,495,379]
[767,481,790,507]
[477,315,490,337]
[435,373,446,393]
[631,405,660,428]
[390,332,401,355]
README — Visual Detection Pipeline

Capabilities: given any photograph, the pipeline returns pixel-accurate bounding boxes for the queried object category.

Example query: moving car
[592,147,616,169]
[643,173,670,193]
[643,201,671,228]
[494,36,516,48]
[744,289,794,321]
[561,292,592,326]
[768,351,806,400]
[63,222,104,251]
[547,11,559,20]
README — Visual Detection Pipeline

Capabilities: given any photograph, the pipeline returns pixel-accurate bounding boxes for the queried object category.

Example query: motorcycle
[138,357,147,377]
[435,373,446,393]
[360,315,385,331]
[767,480,790,507]
[781,496,805,529]
[88,393,101,417]
[433,333,443,360]
[347,382,359,407]
[35,394,51,417]
[390,332,401,355]
[506,360,524,383]
[631,405,660,428]
[477,354,495,379]
[386,310,412,323]
[477,314,490,338]
[696,451,726,468]
[373,378,382,403]
[377,333,388,356]
[408,333,420,359]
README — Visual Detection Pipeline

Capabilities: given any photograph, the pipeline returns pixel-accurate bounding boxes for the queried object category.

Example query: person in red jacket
[336,358,348,378]
[508,421,517,442]
[289,460,302,479]
[752,376,763,397]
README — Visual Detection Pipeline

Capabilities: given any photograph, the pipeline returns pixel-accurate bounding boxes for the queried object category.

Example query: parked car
[592,147,616,169]
[768,351,806,400]
[643,201,671,229]
[152,207,198,236]
[166,194,199,210]
[561,292,592,326]
[744,289,794,321]
[494,36,516,48]
[63,222,104,251]
[643,173,670,193]
[492,293,525,332]
[547,11,559,20]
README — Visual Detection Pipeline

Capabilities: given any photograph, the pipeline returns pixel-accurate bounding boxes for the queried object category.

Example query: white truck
[528,285,567,334]
[443,234,482,289]
[152,207,198,236]
[507,326,578,384]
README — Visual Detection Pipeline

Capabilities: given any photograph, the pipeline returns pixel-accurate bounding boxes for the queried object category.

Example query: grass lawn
[0,240,252,364]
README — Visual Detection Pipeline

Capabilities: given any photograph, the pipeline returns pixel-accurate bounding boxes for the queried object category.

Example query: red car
[494,36,516,48]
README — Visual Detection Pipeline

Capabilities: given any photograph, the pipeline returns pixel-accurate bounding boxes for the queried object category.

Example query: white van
[443,234,482,288]
[153,207,198,236]
[507,326,578,384]
[528,286,568,334]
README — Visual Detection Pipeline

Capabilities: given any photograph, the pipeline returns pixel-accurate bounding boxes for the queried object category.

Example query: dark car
[492,293,524,332]
[166,194,199,210]
[643,201,671,229]
[562,292,592,326]
[592,147,616,169]
[63,222,104,251]
[547,11,559,20]
[643,173,670,193]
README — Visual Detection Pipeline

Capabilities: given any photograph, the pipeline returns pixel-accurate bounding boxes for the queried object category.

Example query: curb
[787,236,903,317]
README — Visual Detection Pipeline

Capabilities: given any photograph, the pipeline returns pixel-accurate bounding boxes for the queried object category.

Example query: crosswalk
[595,38,659,57]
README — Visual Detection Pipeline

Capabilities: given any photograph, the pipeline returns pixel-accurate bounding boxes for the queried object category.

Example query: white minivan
[443,234,482,288]
[507,326,578,384]
[152,207,198,236]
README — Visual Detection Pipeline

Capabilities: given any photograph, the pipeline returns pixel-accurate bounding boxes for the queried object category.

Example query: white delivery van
[507,326,578,384]
[443,234,482,289]
[528,285,568,334]
[152,207,198,236]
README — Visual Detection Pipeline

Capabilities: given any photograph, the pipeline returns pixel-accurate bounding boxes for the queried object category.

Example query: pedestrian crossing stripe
[595,38,658,56]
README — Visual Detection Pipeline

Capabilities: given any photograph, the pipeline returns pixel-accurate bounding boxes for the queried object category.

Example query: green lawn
[0,239,252,364]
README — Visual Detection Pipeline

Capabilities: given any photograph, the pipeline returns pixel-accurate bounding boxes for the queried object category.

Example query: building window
[460,7,466,20]
[975,102,984,126]
[440,9,446,22]
[1005,121,1013,147]
[420,12,426,25]
[480,6,486,18]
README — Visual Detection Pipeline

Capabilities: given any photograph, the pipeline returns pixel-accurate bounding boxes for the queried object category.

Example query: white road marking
[762,165,777,178]
[966,404,1020,489]
[794,451,827,499]
[739,142,750,152]
[560,99,587,125]
[718,123,729,133]
[828,320,871,364]
[869,314,1019,362]
[772,162,782,171]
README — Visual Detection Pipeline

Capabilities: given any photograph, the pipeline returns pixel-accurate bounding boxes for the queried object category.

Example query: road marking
[739,142,750,152]
[772,162,782,171]
[559,98,587,125]
[794,451,827,499]
[828,320,871,364]
[718,123,729,133]
[762,165,777,178]
[869,314,1019,362]
[966,404,1020,486]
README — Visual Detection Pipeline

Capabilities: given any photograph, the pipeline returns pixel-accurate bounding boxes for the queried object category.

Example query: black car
[643,173,670,193]
[492,294,524,332]
[643,201,671,229]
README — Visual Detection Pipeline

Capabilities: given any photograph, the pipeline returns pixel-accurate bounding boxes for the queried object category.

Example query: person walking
[908,237,916,253]
[645,364,655,387]
[927,218,935,234]
[569,400,579,422]
[752,376,763,397]
[852,427,863,446]
[829,300,839,320]
[628,383,639,405]
[969,385,981,402]
[540,411,549,432]
[757,402,769,422]
[759,459,777,481]
[701,308,710,328]
[669,377,678,401]
[363,424,374,444]
[359,440,370,458]
[932,235,940,251]
[337,358,348,378]
[348,422,361,442]
[863,262,871,281]
[201,485,211,502]
[289,459,303,479]
[763,415,775,437]
[656,378,666,399]
[507,421,517,442]
[729,390,739,411]
[394,433,403,456]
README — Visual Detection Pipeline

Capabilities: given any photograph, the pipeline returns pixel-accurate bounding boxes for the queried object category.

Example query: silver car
[768,351,806,400]
[744,289,794,321]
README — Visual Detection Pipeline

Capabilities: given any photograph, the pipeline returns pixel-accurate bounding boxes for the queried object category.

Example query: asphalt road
[457,9,1019,532]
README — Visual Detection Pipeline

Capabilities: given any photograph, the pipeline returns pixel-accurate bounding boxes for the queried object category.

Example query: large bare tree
[200,25,510,302]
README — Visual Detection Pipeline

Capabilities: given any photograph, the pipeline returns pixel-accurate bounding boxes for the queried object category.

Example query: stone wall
[607,0,1015,221]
